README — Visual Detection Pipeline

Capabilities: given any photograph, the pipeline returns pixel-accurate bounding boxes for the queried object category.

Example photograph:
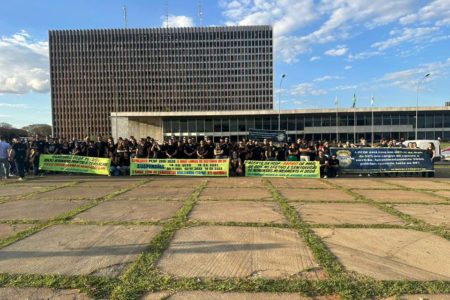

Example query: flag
[334,96,338,106]
[352,93,356,108]
[371,95,374,107]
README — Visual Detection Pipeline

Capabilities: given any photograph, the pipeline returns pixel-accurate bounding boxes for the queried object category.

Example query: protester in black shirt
[10,138,27,180]
[196,140,209,159]
[60,141,71,155]
[47,138,60,155]
[316,151,328,178]
[183,138,197,159]
[327,154,339,178]
[30,135,48,176]
[264,140,278,161]
[165,139,178,158]
[86,140,97,157]
[136,138,148,158]
[95,136,106,157]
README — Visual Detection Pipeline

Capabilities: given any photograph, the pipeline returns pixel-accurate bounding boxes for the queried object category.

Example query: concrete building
[111,105,450,143]
[49,26,273,138]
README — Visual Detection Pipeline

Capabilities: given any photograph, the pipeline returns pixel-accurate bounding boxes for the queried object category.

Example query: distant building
[49,26,273,138]
[111,106,450,142]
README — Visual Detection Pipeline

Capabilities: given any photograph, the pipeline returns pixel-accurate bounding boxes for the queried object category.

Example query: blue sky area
[1,0,449,127]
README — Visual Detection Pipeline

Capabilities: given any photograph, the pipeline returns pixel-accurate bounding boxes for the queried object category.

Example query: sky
[0,0,450,128]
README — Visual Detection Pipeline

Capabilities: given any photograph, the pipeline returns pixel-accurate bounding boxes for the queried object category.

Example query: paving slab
[74,200,183,222]
[387,179,450,190]
[291,203,404,225]
[314,228,450,280]
[0,224,161,277]
[142,291,339,300]
[199,187,273,201]
[269,178,332,189]
[157,226,323,279]
[207,177,264,188]
[4,181,66,188]
[279,189,355,202]
[116,187,195,200]
[189,201,287,224]
[0,287,91,300]
[355,190,444,203]
[382,294,450,300]
[392,204,450,227]
[332,179,399,190]
[0,224,34,239]
[76,180,138,188]
[0,199,87,221]
[141,177,205,188]
[33,186,114,200]
[0,186,44,198]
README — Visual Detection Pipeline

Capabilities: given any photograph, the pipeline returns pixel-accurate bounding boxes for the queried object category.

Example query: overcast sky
[1,0,449,127]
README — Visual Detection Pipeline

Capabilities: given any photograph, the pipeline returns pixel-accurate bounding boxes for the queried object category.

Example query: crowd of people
[0,134,436,180]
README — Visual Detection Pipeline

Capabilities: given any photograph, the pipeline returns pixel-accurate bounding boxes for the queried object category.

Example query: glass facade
[162,109,450,142]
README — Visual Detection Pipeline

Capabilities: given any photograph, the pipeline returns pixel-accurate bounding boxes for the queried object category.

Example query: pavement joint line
[65,220,167,226]
[183,220,291,229]
[328,181,450,241]
[0,272,119,299]
[0,179,152,250]
[109,179,209,300]
[0,181,81,204]
[0,219,41,225]
[263,179,346,277]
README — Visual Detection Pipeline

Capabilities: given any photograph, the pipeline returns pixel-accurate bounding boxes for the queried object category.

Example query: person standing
[10,138,28,181]
[0,136,12,180]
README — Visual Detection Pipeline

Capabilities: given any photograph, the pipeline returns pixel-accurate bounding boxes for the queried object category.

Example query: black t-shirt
[47,143,59,154]
[316,156,328,166]
[136,144,147,158]
[87,146,97,157]
[166,144,178,156]
[12,142,27,160]
[95,141,106,157]
[328,158,339,167]
[265,145,277,159]
[197,145,208,158]
[31,140,47,154]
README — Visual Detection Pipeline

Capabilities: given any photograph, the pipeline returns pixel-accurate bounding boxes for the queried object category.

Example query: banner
[329,147,433,173]
[245,160,320,178]
[248,128,287,143]
[39,154,111,175]
[131,158,229,176]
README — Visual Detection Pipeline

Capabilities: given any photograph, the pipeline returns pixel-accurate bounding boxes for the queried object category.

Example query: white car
[442,147,450,161]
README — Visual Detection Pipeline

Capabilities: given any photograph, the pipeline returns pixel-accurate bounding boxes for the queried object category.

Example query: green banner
[131,158,229,176]
[39,154,111,176]
[245,160,320,178]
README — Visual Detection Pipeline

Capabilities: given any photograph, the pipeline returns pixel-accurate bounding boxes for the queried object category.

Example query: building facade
[111,106,450,143]
[49,26,273,138]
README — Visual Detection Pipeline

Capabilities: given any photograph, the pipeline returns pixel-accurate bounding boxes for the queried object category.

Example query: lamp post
[415,73,430,140]
[278,74,286,131]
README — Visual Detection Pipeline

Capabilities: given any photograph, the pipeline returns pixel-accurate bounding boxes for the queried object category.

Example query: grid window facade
[50,26,273,138]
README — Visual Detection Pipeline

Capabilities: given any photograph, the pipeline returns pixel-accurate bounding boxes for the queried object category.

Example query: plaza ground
[0,173,449,299]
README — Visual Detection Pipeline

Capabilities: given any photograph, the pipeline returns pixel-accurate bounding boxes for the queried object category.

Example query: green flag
[352,93,356,108]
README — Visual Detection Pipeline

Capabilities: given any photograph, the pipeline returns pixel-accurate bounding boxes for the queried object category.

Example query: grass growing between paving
[265,179,450,300]
[0,179,151,299]
[327,181,450,241]
[110,180,209,299]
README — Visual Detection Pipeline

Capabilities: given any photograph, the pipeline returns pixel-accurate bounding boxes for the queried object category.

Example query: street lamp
[278,74,286,131]
[415,73,431,140]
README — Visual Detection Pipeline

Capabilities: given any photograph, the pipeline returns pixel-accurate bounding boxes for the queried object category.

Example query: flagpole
[353,93,356,143]
[371,96,374,146]
[335,96,339,143]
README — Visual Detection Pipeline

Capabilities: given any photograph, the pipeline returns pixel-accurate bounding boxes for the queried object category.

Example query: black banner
[329,147,433,173]
[248,128,287,143]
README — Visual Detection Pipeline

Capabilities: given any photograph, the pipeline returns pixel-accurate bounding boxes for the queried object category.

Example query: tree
[0,122,13,129]
[21,124,52,137]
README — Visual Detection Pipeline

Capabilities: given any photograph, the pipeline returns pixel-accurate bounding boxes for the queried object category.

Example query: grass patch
[109,180,208,300]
